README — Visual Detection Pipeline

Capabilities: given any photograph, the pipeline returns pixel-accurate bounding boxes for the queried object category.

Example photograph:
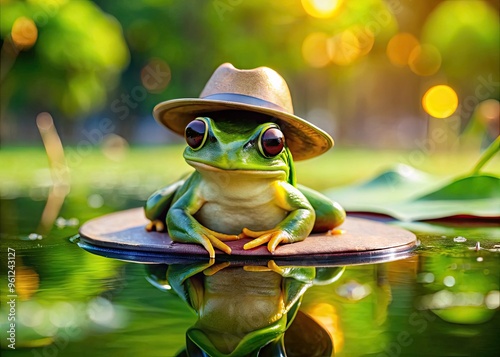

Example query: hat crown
[200,63,294,114]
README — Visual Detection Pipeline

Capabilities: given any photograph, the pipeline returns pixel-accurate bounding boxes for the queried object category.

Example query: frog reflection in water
[145,64,345,258]
[147,261,344,357]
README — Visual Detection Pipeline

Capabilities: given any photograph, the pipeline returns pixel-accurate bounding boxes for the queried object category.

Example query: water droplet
[55,217,66,228]
[477,257,484,262]
[55,217,79,228]
[28,233,42,240]
[453,236,467,243]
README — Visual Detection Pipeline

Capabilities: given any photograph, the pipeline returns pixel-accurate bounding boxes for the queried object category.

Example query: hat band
[202,93,288,113]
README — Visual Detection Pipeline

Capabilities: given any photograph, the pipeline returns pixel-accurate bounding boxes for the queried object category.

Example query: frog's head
[183,110,294,183]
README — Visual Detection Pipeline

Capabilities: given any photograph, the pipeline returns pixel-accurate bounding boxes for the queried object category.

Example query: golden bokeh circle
[301,0,343,19]
[328,30,361,66]
[422,85,458,119]
[11,17,38,49]
[302,32,330,68]
[386,33,419,67]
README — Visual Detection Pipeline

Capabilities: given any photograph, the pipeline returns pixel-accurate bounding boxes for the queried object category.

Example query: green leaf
[325,164,500,221]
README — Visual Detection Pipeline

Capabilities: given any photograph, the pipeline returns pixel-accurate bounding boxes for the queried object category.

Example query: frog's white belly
[195,172,288,234]
[198,269,284,332]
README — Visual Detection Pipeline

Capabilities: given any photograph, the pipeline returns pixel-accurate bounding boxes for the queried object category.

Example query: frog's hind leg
[297,184,346,232]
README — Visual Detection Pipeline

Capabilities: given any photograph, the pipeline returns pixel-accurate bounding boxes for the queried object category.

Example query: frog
[145,109,345,258]
[145,259,344,356]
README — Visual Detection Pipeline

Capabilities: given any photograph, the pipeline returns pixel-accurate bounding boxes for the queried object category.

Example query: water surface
[1,190,499,357]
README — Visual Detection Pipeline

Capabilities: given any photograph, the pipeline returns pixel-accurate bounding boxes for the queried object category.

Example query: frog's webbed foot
[145,219,166,232]
[203,261,231,276]
[196,227,240,258]
[243,260,283,273]
[240,228,292,253]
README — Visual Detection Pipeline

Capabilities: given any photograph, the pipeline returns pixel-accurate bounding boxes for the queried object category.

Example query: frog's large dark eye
[185,118,207,150]
[259,127,285,157]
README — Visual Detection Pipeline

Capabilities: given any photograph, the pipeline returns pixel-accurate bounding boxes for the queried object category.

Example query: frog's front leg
[241,181,315,253]
[167,189,240,258]
[145,179,186,232]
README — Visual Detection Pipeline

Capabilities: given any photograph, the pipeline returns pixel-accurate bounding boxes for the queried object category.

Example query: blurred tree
[0,0,129,140]
[93,0,399,140]
[1,0,498,148]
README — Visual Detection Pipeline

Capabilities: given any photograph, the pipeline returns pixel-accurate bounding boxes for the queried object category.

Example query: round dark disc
[78,208,416,265]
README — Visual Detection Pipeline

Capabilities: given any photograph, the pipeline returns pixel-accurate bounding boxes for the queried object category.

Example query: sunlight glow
[422,85,458,119]
[302,0,343,18]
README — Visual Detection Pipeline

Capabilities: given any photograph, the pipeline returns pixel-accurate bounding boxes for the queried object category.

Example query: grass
[0,145,498,194]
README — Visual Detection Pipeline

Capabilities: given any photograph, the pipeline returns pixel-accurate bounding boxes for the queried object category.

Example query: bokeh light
[302,0,343,19]
[485,290,500,309]
[386,33,419,67]
[475,99,500,139]
[477,99,500,121]
[88,193,104,208]
[141,58,171,93]
[49,301,77,327]
[422,85,458,119]
[18,301,46,328]
[409,44,442,76]
[328,29,361,66]
[302,32,330,68]
[101,133,129,162]
[11,16,38,49]
[350,26,375,57]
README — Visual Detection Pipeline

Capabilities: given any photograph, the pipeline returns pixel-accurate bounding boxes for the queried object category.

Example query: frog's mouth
[187,160,287,179]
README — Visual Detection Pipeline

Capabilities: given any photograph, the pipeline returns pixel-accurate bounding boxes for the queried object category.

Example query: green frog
[145,110,345,258]
[146,260,344,356]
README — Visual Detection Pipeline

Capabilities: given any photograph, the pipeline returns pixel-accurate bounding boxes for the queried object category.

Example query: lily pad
[325,166,500,222]
[326,137,500,221]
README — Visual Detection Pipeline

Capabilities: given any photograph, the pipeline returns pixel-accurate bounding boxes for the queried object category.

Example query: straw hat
[153,63,333,161]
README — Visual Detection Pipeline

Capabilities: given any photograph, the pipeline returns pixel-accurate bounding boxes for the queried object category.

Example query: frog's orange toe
[145,220,165,232]
[243,233,272,250]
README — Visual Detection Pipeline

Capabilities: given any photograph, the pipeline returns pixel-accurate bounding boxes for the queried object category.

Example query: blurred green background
[0,0,498,151]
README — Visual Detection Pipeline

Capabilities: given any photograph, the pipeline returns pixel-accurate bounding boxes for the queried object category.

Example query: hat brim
[153,98,333,161]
